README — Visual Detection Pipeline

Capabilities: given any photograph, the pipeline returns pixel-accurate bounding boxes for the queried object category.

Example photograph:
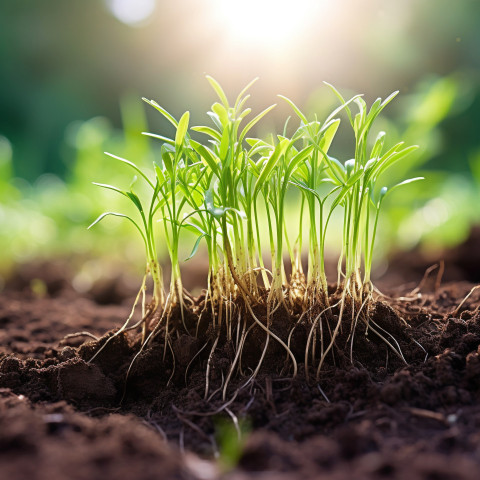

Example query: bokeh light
[106,0,156,26]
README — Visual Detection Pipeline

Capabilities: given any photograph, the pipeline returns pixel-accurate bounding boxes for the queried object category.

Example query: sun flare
[213,0,321,47]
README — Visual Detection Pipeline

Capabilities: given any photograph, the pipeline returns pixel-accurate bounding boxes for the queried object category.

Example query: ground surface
[1,251,480,480]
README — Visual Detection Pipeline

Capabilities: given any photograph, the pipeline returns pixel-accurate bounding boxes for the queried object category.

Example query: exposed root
[364,317,407,365]
[348,295,369,365]
[452,285,480,317]
[409,263,439,296]
[84,273,429,407]
[243,297,298,378]
[316,285,350,378]
[60,331,99,344]
[88,275,151,363]
[204,333,220,400]
[304,301,341,381]
[222,317,252,400]
[317,384,330,403]
[185,341,209,386]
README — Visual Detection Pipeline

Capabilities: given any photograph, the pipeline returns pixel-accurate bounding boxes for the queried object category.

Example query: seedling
[89,77,421,390]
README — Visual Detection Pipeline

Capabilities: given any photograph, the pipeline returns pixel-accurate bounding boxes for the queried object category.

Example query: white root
[452,285,480,317]
[303,301,341,381]
[88,274,148,364]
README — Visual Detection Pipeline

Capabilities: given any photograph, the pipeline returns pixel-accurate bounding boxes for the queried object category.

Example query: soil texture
[1,263,480,479]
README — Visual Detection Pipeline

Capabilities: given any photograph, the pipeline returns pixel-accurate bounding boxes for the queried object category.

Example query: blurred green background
[1,0,479,291]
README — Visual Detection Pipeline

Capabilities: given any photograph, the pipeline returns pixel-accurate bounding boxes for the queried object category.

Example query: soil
[1,245,480,479]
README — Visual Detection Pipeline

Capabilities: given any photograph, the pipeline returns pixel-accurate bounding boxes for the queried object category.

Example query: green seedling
[89,77,420,389]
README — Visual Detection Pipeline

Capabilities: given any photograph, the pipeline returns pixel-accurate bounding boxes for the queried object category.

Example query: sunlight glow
[214,0,320,47]
[106,0,156,26]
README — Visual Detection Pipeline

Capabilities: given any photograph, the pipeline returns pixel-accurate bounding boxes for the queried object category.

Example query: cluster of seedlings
[89,77,422,394]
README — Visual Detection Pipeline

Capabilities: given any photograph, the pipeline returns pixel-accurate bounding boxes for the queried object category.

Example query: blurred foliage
[0,97,156,287]
[215,416,250,472]
[372,74,480,252]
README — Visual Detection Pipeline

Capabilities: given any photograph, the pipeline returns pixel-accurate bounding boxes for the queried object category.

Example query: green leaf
[370,131,386,159]
[239,104,276,143]
[318,119,340,153]
[205,188,225,219]
[277,95,308,124]
[175,111,190,150]
[376,145,419,177]
[181,221,207,236]
[129,175,138,190]
[154,162,166,185]
[191,125,222,142]
[368,97,382,120]
[125,191,144,213]
[238,107,252,122]
[246,137,269,147]
[286,144,314,177]
[207,111,223,131]
[289,180,322,203]
[212,103,229,127]
[104,152,154,189]
[385,177,424,198]
[293,162,309,183]
[331,184,351,210]
[354,97,367,121]
[161,148,174,177]
[142,98,178,127]
[142,132,175,146]
[324,156,346,185]
[206,75,230,109]
[323,82,355,126]
[219,124,230,160]
[185,233,208,261]
[323,94,362,127]
[248,157,261,177]
[234,77,258,110]
[88,212,147,245]
[247,138,272,158]
[381,90,399,109]
[253,138,289,198]
[92,182,126,197]
[346,168,364,186]
[190,140,221,178]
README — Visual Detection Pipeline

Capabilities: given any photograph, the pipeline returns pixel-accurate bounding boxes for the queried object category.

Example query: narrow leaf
[234,77,258,110]
[142,132,175,146]
[278,95,308,124]
[104,152,154,189]
[88,212,146,244]
[239,104,276,143]
[190,141,221,178]
[212,103,229,127]
[191,125,222,142]
[142,98,178,127]
[92,182,126,197]
[175,111,190,149]
[206,75,229,109]
[185,234,207,261]
[253,138,289,197]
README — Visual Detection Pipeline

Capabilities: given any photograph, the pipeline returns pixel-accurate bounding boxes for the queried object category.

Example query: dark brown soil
[1,262,480,479]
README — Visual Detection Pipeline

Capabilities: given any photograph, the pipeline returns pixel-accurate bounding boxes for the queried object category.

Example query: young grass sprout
[89,77,422,391]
